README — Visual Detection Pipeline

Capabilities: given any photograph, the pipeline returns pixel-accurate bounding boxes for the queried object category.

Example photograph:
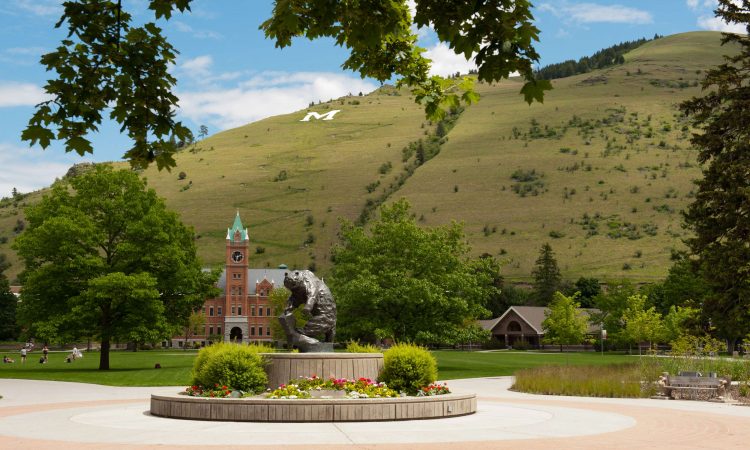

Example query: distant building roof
[480,305,601,335]
[215,268,295,295]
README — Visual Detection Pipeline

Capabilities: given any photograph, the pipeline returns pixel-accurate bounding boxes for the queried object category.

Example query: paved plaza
[1,377,749,449]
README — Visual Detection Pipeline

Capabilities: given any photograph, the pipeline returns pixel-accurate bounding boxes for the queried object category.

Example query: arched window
[507,321,522,332]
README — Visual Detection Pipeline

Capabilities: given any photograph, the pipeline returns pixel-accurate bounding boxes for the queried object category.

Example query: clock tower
[224,210,249,342]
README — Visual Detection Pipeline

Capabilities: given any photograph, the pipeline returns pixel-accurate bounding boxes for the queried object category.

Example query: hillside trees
[330,199,493,344]
[13,165,217,369]
[24,0,549,170]
[531,243,562,305]
[680,0,750,352]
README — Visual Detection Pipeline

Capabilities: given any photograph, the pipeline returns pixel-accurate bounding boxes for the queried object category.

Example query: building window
[508,321,522,332]
[258,326,263,337]
[266,327,271,336]
[209,326,214,336]
[250,326,255,336]
[231,305,235,315]
[232,273,241,279]
[251,305,255,316]
[258,307,263,317]
[209,306,214,317]
[267,307,271,316]
[238,306,242,316]
[238,287,243,296]
[217,327,222,336]
[218,307,222,316]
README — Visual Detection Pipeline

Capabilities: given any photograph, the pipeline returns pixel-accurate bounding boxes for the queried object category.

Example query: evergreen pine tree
[680,0,750,352]
[532,243,562,306]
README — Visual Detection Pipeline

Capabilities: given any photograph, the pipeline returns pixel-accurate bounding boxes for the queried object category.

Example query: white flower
[289,395,298,399]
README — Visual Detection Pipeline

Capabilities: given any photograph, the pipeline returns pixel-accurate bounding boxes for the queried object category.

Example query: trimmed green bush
[380,343,438,395]
[345,340,381,353]
[191,342,273,393]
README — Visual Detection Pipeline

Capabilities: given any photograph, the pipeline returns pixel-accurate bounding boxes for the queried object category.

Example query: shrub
[191,342,273,393]
[345,341,381,353]
[380,343,437,395]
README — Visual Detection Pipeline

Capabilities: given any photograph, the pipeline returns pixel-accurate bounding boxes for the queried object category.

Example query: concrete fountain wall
[149,352,477,422]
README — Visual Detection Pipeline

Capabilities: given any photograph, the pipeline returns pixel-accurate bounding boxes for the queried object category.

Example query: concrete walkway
[1,377,749,449]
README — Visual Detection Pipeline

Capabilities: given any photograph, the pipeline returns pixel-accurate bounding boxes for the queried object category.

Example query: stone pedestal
[264,352,383,389]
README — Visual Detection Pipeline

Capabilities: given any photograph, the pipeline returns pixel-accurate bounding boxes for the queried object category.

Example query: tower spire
[227,210,248,242]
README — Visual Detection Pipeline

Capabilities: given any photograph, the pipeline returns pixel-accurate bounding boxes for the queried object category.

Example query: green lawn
[0,350,197,386]
[0,348,634,386]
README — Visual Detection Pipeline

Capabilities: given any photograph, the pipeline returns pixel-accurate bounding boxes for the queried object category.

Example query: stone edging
[150,392,476,422]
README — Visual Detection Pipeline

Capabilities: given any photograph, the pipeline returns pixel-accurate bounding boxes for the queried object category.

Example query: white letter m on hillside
[300,110,341,122]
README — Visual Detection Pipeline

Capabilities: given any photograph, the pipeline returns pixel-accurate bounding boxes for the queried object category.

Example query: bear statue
[278,270,336,352]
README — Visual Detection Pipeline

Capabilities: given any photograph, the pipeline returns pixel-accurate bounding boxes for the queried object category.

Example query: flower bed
[267,375,419,399]
[185,384,233,398]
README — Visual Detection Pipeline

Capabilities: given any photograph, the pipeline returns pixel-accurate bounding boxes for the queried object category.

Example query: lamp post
[601,327,607,356]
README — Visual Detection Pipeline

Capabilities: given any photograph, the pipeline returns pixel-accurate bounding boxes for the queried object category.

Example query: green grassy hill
[0,32,733,283]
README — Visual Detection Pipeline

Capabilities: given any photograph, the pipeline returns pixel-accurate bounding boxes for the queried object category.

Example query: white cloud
[687,0,717,11]
[181,55,214,78]
[424,43,477,77]
[5,46,46,56]
[0,81,48,107]
[697,15,747,33]
[14,0,61,17]
[539,2,653,24]
[0,143,80,199]
[172,21,222,39]
[177,72,377,130]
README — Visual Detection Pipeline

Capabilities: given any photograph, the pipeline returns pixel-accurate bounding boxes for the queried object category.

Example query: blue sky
[0,0,742,198]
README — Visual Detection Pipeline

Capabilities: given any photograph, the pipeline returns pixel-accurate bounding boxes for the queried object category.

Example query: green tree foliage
[330,199,490,343]
[531,243,562,305]
[542,292,589,351]
[0,254,19,340]
[182,309,207,350]
[574,277,601,308]
[472,254,505,317]
[591,280,637,348]
[13,165,216,369]
[641,259,711,317]
[680,0,750,351]
[26,0,549,169]
[268,286,306,342]
[621,294,664,354]
[662,305,700,343]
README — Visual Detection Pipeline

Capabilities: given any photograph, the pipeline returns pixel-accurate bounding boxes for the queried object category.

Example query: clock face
[231,251,244,263]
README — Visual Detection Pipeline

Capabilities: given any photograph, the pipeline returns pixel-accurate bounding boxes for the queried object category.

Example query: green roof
[226,211,248,242]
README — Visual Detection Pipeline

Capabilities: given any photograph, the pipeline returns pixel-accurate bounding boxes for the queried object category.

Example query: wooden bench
[661,372,728,400]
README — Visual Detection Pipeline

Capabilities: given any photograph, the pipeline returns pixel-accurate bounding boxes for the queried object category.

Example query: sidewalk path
[1,377,748,449]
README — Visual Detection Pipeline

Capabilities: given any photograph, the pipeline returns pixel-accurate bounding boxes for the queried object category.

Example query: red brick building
[170,212,287,347]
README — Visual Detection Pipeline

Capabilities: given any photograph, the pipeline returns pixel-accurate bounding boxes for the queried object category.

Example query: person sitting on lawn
[3,355,14,363]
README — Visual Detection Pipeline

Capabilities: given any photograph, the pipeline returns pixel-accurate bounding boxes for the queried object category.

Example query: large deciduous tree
[13,164,216,369]
[680,0,750,352]
[542,292,589,351]
[330,199,492,344]
[24,0,549,170]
